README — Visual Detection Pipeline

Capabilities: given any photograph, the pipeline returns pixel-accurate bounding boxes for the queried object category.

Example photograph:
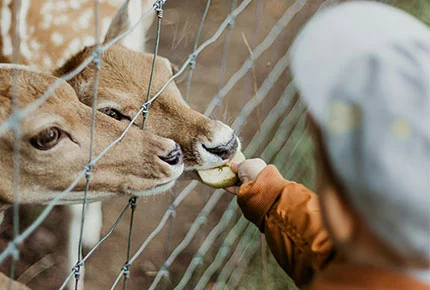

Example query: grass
[384,0,430,25]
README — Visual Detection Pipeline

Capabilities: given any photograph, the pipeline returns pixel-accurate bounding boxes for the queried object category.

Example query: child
[227,2,430,289]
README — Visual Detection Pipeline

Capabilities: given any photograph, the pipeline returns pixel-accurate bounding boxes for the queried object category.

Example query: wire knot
[73,265,81,279]
[227,14,236,28]
[197,214,207,224]
[84,164,93,180]
[141,102,150,117]
[92,47,103,70]
[194,253,203,264]
[130,197,137,211]
[161,264,169,277]
[5,242,20,261]
[168,205,176,217]
[122,263,131,278]
[188,54,196,70]
[153,0,166,18]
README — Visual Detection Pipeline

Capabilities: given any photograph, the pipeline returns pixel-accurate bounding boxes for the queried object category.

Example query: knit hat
[290,1,430,264]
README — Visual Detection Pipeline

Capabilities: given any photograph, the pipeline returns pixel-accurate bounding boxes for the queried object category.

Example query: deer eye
[99,107,121,120]
[30,127,62,150]
[98,107,131,122]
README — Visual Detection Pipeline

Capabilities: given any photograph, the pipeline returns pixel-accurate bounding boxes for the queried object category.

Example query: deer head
[0,65,184,208]
[54,4,240,174]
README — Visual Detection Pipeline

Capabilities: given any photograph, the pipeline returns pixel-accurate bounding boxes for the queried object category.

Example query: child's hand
[224,158,267,194]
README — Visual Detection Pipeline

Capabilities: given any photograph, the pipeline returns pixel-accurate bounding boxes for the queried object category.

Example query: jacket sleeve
[236,165,335,286]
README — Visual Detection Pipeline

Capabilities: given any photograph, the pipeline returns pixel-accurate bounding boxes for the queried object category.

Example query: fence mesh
[0,0,339,289]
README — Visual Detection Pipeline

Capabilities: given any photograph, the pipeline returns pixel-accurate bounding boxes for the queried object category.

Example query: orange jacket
[237,165,429,290]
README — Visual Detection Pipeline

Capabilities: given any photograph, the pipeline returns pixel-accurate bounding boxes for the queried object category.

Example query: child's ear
[103,0,131,44]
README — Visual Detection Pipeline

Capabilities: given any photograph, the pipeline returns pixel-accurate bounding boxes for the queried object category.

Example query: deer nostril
[202,135,238,160]
[159,144,183,166]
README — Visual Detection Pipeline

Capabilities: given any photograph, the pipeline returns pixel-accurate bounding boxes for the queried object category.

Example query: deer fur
[0,271,30,290]
[0,64,184,208]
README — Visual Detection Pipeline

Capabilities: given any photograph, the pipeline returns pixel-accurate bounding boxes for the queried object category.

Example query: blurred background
[0,0,428,289]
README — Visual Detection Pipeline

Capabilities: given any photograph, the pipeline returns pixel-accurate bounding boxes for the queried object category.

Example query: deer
[1,1,240,288]
[0,64,184,288]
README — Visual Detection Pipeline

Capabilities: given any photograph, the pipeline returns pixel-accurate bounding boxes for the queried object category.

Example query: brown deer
[1,1,240,288]
[0,65,184,205]
[0,64,184,289]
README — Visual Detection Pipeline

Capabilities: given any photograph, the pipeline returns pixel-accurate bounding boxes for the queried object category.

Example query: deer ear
[103,0,131,44]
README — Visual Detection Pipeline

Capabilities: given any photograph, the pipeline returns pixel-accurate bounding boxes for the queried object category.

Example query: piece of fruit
[197,151,246,188]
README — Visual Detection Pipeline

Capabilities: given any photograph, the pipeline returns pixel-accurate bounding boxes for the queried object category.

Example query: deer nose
[159,144,183,166]
[202,135,238,160]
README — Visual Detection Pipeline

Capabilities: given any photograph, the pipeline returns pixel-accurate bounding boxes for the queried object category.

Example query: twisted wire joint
[92,47,103,70]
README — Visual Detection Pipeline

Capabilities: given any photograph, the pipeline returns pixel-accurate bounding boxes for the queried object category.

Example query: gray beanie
[290,1,430,264]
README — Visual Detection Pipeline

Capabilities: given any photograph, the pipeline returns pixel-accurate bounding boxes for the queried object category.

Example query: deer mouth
[197,134,241,170]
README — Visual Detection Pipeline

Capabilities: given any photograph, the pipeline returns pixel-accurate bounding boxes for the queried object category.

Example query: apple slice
[197,151,246,188]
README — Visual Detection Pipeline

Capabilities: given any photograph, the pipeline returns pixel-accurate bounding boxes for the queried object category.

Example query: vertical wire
[10,0,22,288]
[184,0,211,102]
[214,0,237,118]
[123,0,164,287]
[141,3,162,129]
[74,0,101,289]
[122,197,136,289]
[142,3,173,289]
[182,0,212,282]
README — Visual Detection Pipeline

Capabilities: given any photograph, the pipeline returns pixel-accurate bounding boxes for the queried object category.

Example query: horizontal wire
[204,0,307,116]
[214,224,259,288]
[148,190,225,290]
[194,217,249,289]
[173,198,238,290]
[58,200,133,289]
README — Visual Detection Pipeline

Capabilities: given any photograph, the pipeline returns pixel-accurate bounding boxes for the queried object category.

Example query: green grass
[384,0,430,25]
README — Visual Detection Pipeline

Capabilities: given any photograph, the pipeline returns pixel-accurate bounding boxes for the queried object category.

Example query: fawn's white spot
[51,32,65,46]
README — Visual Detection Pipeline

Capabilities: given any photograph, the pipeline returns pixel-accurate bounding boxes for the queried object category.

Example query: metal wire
[72,2,102,289]
[214,0,237,117]
[9,0,22,288]
[173,198,238,290]
[142,0,164,129]
[0,0,318,288]
[59,200,133,290]
[122,197,137,289]
[214,223,259,289]
[184,0,211,102]
[148,190,225,290]
[194,216,249,289]
[204,0,307,116]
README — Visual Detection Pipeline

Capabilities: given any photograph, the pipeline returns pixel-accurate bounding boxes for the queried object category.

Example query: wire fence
[0,0,332,288]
